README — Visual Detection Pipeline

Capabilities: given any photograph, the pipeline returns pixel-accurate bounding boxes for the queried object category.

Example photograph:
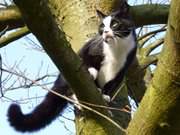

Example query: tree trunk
[127,0,180,134]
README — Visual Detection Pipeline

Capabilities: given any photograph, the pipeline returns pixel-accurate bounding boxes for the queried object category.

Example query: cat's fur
[7,2,136,132]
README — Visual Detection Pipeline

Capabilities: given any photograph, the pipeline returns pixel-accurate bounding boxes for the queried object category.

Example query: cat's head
[96,4,134,43]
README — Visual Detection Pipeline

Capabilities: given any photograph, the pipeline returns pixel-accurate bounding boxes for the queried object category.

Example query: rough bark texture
[0,5,23,31]
[130,4,169,27]
[0,26,29,48]
[127,0,180,134]
[126,58,147,102]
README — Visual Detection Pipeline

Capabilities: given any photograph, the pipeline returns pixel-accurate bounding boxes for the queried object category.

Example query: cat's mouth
[102,30,114,43]
[103,34,114,43]
[104,36,114,43]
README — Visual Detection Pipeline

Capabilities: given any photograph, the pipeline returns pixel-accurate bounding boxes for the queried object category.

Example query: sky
[0,0,169,135]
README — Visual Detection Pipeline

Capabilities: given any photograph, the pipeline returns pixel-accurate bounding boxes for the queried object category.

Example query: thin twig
[0,25,9,37]
[138,26,166,41]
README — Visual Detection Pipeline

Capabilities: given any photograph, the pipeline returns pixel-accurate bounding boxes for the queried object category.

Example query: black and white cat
[7,4,136,132]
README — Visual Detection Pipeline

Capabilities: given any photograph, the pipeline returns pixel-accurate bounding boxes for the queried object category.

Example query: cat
[7,3,137,132]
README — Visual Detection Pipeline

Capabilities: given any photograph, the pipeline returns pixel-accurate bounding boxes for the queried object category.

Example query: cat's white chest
[97,33,135,88]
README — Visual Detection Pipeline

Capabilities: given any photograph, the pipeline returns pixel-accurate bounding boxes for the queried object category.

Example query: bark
[0,5,23,31]
[126,58,147,102]
[0,26,29,48]
[128,37,164,102]
[130,4,169,27]
[127,0,180,134]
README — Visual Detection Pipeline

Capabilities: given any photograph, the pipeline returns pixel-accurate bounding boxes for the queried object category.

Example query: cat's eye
[111,21,121,29]
[112,22,119,28]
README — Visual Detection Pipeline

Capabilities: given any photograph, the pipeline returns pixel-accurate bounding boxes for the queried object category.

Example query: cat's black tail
[7,75,70,132]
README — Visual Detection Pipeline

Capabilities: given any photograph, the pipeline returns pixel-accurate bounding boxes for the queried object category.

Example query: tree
[0,0,179,135]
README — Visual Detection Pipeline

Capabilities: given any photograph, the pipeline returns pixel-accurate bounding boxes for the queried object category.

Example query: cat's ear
[96,10,106,20]
[114,0,129,17]
[119,0,129,14]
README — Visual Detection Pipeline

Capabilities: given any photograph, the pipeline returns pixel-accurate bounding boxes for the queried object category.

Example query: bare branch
[144,38,164,56]
[138,26,166,41]
[0,25,8,37]
[0,26,30,48]
[141,53,160,69]
[130,4,169,27]
[0,5,24,31]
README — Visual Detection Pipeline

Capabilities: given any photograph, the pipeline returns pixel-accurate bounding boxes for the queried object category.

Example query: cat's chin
[104,37,114,43]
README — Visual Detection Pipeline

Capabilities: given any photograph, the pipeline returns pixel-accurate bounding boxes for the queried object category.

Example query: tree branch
[141,54,159,69]
[144,38,164,56]
[0,26,29,48]
[127,0,180,134]
[138,27,166,41]
[130,4,169,27]
[0,5,24,31]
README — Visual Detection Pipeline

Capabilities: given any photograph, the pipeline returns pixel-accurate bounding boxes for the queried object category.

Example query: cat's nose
[103,30,114,41]
[104,30,109,33]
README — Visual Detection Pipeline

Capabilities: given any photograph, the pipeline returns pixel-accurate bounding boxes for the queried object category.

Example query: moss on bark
[127,1,180,134]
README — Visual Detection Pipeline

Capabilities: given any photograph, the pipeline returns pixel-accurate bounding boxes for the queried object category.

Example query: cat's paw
[102,94,111,102]
[88,67,98,80]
